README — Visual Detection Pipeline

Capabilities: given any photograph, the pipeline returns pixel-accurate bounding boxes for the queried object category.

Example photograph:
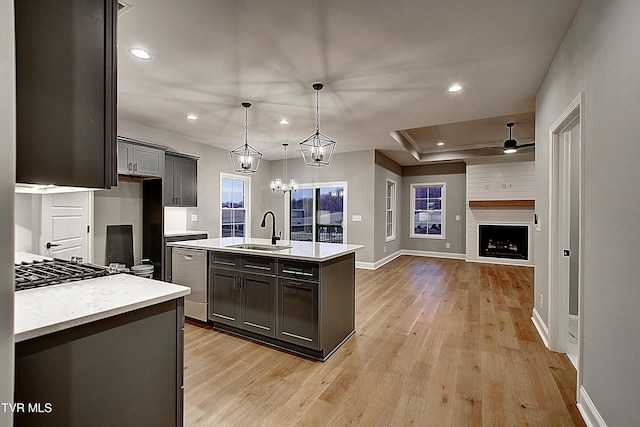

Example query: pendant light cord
[284,144,287,181]
[315,88,320,134]
[244,106,249,149]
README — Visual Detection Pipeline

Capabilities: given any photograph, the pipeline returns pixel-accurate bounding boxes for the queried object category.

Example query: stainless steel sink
[226,243,293,251]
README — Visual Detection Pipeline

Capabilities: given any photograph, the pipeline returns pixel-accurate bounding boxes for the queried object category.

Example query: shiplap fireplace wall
[465,158,535,266]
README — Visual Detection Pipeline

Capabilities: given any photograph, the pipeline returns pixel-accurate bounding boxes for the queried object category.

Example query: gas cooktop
[15,258,110,291]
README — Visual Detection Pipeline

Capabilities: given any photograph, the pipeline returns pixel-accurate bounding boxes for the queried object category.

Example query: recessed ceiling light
[280,119,290,125]
[129,48,151,60]
[448,83,464,93]
[437,142,445,146]
[185,114,198,121]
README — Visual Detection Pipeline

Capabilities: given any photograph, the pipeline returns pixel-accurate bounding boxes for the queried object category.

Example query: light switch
[455,215,460,221]
[352,215,362,222]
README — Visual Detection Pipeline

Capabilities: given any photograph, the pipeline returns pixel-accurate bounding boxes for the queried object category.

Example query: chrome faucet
[260,211,280,245]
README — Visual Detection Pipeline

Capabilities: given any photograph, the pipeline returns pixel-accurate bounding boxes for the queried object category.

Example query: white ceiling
[117,0,581,165]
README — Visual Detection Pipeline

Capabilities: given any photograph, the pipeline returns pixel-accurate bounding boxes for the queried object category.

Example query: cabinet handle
[282,269,313,277]
[128,162,132,171]
[133,163,138,172]
[183,255,194,260]
[288,281,304,287]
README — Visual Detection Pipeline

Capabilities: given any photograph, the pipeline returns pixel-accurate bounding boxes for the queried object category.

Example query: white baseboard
[531,307,549,348]
[357,250,465,270]
[401,249,466,260]
[577,385,607,427]
[356,250,402,270]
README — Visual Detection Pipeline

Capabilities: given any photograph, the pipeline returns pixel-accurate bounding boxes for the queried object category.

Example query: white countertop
[15,274,190,343]
[164,230,209,238]
[168,237,363,262]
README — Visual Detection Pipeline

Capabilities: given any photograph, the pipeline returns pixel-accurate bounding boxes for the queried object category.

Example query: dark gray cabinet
[15,0,117,189]
[209,254,277,338]
[278,278,319,349]
[165,153,198,207]
[117,139,165,177]
[205,250,356,360]
[209,267,239,326]
[15,299,184,426]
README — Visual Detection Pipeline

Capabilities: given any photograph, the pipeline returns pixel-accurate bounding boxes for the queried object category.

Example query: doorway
[549,93,584,377]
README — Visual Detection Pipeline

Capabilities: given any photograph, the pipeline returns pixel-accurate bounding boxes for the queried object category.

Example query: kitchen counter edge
[15,274,190,343]
[168,238,363,262]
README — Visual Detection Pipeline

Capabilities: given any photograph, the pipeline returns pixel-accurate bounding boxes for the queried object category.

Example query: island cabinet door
[209,268,239,326]
[240,273,276,338]
[277,278,319,350]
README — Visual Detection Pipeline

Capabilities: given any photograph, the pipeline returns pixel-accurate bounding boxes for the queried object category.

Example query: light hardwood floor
[183,256,585,426]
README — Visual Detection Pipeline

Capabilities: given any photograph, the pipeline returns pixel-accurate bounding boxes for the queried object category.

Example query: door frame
[548,92,585,390]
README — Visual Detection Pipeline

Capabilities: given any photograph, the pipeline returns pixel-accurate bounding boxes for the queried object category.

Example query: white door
[41,192,92,261]
[549,93,583,378]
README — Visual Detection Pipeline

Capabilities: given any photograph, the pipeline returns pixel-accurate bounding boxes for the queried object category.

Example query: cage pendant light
[299,83,336,167]
[270,143,298,193]
[230,102,262,173]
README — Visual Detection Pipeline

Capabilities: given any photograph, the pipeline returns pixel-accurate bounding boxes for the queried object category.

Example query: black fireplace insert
[478,225,528,260]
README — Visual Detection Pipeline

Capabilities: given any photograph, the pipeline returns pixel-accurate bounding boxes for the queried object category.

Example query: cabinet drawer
[241,256,276,275]
[278,260,319,281]
[210,252,238,268]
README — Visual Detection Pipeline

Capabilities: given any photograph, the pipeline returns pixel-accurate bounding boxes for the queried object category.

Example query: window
[410,183,445,238]
[386,179,396,241]
[288,182,347,243]
[220,174,250,238]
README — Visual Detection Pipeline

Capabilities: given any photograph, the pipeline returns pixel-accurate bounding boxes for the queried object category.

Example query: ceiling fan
[502,122,534,154]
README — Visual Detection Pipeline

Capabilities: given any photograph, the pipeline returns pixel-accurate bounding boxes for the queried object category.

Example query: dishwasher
[172,247,208,321]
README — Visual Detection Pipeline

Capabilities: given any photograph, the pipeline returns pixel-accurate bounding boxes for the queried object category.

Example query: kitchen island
[14,269,190,427]
[169,237,362,360]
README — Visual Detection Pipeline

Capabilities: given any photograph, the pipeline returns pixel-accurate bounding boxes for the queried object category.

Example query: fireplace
[478,224,529,260]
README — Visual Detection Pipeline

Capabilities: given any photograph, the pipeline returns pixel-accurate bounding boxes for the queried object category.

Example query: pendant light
[270,143,298,193]
[230,102,262,173]
[299,83,336,167]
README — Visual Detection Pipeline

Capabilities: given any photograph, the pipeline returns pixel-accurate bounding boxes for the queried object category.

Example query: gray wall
[14,193,41,253]
[374,152,403,261]
[94,181,144,266]
[1,0,15,420]
[535,0,640,424]
[401,163,466,255]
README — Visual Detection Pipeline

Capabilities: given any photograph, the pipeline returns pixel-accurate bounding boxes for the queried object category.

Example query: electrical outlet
[383,246,387,253]
[455,214,460,221]
[191,214,198,222]
[445,242,451,249]
[540,294,544,307]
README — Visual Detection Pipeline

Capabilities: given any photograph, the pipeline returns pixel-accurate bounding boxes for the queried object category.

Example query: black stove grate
[15,259,110,291]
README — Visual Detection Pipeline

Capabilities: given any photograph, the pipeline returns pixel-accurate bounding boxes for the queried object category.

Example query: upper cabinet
[117,139,165,178]
[15,0,117,189]
[164,153,198,207]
